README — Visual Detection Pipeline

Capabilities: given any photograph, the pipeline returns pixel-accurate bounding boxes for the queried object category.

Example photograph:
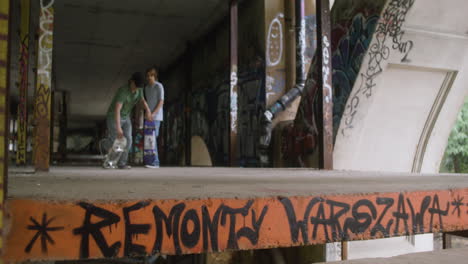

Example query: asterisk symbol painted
[25,213,64,253]
[451,195,465,217]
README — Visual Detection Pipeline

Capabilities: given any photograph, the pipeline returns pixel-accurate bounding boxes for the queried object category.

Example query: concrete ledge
[4,167,468,261]
[7,167,468,201]
[318,248,468,263]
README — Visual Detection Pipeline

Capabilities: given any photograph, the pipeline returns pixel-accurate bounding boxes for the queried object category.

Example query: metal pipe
[258,0,306,165]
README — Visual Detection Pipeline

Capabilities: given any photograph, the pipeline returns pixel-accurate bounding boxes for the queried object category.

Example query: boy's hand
[146,112,153,121]
[117,128,124,139]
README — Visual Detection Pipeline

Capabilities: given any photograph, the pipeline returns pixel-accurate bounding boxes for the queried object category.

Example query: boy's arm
[152,100,164,116]
[152,84,165,116]
[141,98,153,121]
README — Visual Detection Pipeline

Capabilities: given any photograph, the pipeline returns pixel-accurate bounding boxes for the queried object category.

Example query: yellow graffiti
[0,0,10,259]
[34,0,54,171]
[17,0,30,165]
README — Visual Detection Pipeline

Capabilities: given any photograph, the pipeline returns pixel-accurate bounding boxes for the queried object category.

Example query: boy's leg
[153,121,161,166]
[118,117,132,167]
[104,117,116,151]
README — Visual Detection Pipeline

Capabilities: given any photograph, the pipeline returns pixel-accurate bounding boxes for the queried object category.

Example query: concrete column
[33,0,53,171]
[0,0,11,257]
[16,0,30,165]
[229,0,238,166]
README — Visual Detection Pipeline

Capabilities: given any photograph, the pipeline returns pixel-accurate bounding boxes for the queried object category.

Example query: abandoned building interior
[0,0,468,263]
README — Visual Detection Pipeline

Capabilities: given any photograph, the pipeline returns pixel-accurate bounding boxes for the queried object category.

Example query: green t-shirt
[107,85,143,119]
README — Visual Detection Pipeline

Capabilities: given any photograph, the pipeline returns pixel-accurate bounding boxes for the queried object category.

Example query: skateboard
[102,137,127,169]
[143,120,157,165]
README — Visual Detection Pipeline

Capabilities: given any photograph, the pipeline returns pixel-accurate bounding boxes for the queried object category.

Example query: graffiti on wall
[164,102,185,165]
[34,0,54,170]
[341,0,415,135]
[189,61,265,167]
[6,190,467,261]
[16,0,31,165]
[162,56,265,167]
[285,0,387,163]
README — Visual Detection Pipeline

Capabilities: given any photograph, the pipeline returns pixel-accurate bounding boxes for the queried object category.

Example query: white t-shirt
[144,81,164,121]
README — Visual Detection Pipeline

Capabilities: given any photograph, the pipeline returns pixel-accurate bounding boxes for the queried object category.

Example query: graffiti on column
[265,13,285,107]
[34,0,54,170]
[266,13,284,67]
[341,0,415,135]
[230,68,238,134]
[286,0,387,164]
[17,0,31,165]
[0,0,10,257]
[5,190,467,261]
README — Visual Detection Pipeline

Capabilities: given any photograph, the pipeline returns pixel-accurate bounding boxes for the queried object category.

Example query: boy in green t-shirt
[104,72,152,169]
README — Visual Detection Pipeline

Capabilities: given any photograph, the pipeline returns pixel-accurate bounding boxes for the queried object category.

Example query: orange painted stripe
[4,189,468,262]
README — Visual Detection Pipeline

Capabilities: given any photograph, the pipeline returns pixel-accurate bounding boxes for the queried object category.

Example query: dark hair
[130,72,144,87]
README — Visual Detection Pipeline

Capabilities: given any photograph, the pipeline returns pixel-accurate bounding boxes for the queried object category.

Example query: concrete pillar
[33,0,53,171]
[0,0,11,257]
[15,0,30,165]
[229,0,239,166]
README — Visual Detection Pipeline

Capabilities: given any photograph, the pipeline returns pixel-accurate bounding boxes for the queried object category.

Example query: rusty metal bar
[58,91,67,162]
[185,43,192,166]
[316,0,333,170]
[16,0,30,165]
[443,233,452,249]
[229,0,238,166]
[341,241,348,260]
[33,0,54,171]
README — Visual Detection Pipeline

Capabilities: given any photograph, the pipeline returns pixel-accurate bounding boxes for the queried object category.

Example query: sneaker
[118,165,132,169]
[145,165,160,169]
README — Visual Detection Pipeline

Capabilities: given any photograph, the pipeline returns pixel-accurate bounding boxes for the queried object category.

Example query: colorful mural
[284,0,388,164]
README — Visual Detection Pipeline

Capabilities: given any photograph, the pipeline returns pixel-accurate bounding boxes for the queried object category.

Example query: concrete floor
[7,166,468,201]
[318,247,468,264]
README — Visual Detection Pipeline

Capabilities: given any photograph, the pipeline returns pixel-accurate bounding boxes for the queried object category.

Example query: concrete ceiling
[54,0,227,123]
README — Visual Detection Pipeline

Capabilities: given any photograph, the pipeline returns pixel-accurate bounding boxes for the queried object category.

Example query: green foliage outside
[440,97,468,173]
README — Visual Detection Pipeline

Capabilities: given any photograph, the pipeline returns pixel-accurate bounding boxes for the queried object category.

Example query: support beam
[316,0,333,170]
[33,0,54,171]
[229,0,238,166]
[58,91,67,162]
[4,168,468,262]
[0,0,11,257]
[16,0,30,166]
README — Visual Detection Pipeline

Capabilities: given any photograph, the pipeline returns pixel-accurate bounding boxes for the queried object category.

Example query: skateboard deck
[143,120,157,165]
[102,138,127,169]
